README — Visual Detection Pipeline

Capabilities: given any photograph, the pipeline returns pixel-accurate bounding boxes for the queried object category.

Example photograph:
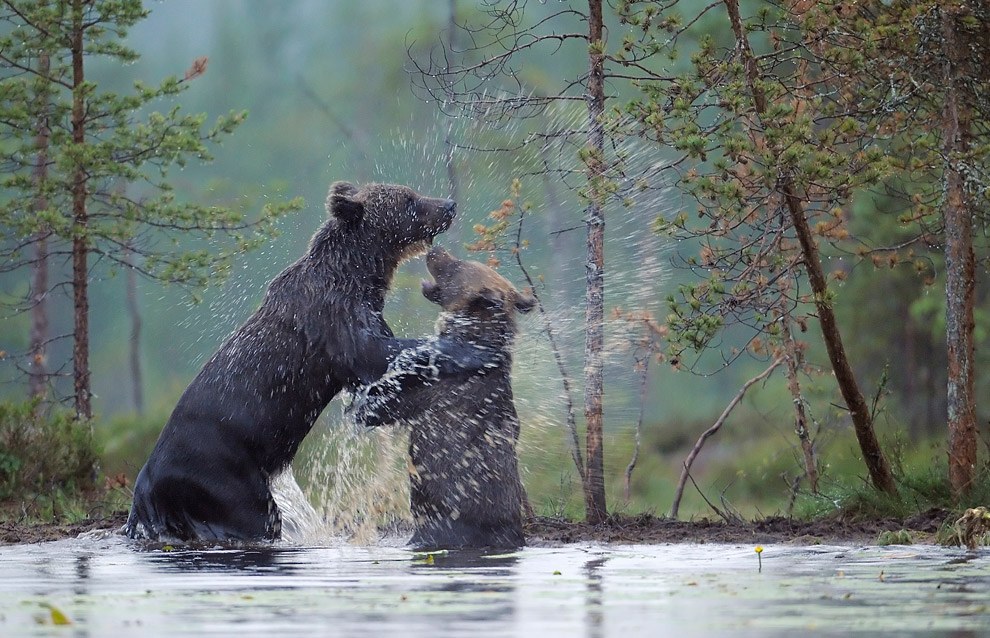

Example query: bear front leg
[349,344,439,427]
[360,334,501,385]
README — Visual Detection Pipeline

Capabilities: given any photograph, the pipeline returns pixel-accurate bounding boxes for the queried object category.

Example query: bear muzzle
[437,200,456,234]
[426,244,455,269]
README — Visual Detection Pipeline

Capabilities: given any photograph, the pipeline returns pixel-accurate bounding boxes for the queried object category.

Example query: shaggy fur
[126,182,485,542]
[353,246,534,549]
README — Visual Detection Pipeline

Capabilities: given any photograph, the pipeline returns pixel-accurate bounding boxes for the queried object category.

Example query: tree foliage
[0,0,302,416]
[614,0,989,495]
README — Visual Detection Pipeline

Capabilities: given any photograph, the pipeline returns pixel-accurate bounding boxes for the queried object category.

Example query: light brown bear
[353,246,534,549]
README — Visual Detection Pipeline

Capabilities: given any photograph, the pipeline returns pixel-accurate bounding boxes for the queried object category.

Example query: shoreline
[0,509,953,547]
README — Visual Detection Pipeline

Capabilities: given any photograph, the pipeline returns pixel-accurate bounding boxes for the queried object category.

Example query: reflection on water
[584,557,607,638]
[0,537,987,637]
[145,548,304,575]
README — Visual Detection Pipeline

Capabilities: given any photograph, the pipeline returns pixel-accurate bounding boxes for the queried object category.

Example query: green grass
[0,398,112,523]
[7,391,988,533]
[519,408,990,526]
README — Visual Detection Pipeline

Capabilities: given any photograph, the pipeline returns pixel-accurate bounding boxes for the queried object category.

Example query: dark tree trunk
[582,0,607,524]
[28,51,51,399]
[724,0,897,495]
[940,3,977,497]
[782,186,897,495]
[70,0,91,420]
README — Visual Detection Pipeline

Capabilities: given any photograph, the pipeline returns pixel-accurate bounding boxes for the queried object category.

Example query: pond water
[0,535,987,637]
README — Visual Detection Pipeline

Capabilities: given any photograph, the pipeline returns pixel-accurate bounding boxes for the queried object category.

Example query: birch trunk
[582,0,607,524]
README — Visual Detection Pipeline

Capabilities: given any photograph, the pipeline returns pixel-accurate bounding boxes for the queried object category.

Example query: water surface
[1,536,987,636]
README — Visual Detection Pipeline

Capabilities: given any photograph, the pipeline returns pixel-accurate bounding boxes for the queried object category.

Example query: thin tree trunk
[782,151,897,497]
[582,0,607,525]
[125,243,144,415]
[28,238,49,398]
[724,0,897,495]
[28,50,51,400]
[781,316,818,493]
[940,3,977,497]
[70,0,91,421]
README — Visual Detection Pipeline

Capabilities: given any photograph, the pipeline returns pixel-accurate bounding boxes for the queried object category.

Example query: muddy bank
[0,512,129,546]
[0,509,951,547]
[525,510,951,545]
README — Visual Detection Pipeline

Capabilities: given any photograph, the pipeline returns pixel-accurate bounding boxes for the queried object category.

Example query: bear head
[325,181,456,261]
[421,246,536,341]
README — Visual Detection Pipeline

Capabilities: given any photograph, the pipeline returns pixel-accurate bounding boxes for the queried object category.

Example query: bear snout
[421,278,443,305]
[438,200,456,232]
[417,196,456,234]
[426,245,456,274]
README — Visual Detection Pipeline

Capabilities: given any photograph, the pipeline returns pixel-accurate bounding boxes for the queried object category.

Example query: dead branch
[669,356,783,519]
[623,354,649,503]
[781,313,818,493]
[511,200,585,481]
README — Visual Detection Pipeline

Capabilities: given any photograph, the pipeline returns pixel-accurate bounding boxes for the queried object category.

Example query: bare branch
[669,356,783,520]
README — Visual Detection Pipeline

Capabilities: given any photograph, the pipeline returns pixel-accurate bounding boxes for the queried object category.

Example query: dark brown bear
[354,246,535,550]
[125,182,490,542]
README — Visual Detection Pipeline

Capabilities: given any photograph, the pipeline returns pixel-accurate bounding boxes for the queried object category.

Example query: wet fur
[126,182,459,542]
[355,247,535,550]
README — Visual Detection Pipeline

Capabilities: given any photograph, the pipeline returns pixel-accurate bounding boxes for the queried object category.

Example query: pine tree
[0,0,301,420]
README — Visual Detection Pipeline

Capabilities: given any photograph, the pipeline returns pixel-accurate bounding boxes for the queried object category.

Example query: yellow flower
[755,545,763,554]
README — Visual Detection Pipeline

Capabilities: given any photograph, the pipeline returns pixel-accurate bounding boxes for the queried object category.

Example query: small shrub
[0,399,100,521]
[937,507,990,549]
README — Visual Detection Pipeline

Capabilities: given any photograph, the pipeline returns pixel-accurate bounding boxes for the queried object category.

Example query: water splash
[282,102,680,534]
[269,466,322,544]
[293,400,413,545]
[177,97,680,540]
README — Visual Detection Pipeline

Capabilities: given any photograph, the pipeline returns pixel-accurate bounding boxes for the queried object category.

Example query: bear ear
[329,181,359,197]
[326,181,364,223]
[514,292,537,314]
[474,286,506,310]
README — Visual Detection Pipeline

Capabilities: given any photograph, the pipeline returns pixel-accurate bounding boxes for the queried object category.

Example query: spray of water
[292,401,413,545]
[266,102,680,541]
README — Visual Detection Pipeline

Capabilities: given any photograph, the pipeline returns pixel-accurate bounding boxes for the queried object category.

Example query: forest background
[1,0,987,526]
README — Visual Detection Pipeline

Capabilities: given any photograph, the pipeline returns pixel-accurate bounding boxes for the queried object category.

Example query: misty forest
[1,0,989,540]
